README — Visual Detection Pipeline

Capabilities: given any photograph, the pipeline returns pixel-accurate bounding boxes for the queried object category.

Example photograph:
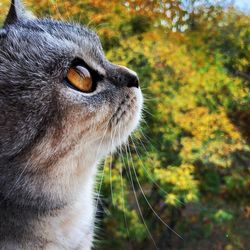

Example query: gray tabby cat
[0,0,143,249]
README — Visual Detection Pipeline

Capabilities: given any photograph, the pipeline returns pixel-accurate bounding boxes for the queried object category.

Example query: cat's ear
[4,0,35,27]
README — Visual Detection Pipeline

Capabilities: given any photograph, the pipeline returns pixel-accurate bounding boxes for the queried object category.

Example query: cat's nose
[119,66,139,88]
[128,73,139,88]
[109,65,139,88]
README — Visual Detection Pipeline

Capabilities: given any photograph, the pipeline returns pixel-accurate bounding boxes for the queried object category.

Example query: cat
[0,0,143,249]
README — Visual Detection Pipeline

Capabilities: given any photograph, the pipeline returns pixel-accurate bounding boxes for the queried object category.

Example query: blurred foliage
[1,0,250,249]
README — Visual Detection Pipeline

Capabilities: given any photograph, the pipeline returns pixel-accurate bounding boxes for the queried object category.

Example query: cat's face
[0,2,143,172]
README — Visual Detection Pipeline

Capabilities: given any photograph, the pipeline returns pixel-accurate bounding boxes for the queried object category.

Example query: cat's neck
[0,157,98,250]
[0,192,95,249]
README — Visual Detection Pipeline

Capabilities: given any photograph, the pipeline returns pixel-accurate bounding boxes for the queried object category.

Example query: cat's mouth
[98,88,142,152]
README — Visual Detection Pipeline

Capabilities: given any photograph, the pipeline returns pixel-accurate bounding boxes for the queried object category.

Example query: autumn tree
[1,1,249,249]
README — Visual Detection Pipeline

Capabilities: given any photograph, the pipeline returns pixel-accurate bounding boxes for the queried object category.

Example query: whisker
[142,107,155,117]
[117,147,131,243]
[109,122,118,206]
[93,123,110,218]
[130,136,185,206]
[117,123,132,242]
[127,142,184,240]
[123,143,159,249]
[136,127,158,153]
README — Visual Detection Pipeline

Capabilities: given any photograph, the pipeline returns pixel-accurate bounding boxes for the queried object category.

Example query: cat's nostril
[127,73,139,88]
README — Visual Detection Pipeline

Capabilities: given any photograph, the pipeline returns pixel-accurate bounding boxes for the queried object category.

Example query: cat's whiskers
[93,121,110,220]
[117,122,132,243]
[123,143,159,249]
[117,147,131,242]
[108,122,116,205]
[137,126,158,153]
[87,21,110,33]
[133,119,188,205]
[127,138,184,240]
[142,106,155,118]
[130,136,185,206]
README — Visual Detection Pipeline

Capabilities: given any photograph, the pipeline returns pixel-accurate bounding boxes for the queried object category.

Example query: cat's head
[0,0,142,207]
[0,0,142,166]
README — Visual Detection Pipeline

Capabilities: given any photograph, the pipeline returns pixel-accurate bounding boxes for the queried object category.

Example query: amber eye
[66,66,93,92]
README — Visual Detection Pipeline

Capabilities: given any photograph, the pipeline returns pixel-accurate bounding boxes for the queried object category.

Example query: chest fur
[40,191,95,250]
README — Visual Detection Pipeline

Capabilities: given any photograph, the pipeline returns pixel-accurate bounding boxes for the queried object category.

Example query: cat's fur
[0,1,143,249]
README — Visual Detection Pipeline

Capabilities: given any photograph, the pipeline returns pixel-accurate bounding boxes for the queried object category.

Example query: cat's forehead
[32,19,102,47]
[2,19,106,74]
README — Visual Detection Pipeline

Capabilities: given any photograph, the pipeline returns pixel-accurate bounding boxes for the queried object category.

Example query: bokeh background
[1,0,250,249]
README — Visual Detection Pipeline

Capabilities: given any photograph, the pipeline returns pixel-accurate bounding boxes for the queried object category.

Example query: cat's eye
[66,66,93,92]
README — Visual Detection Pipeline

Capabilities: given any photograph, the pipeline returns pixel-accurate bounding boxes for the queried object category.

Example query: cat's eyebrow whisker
[127,139,184,240]
[87,21,110,33]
